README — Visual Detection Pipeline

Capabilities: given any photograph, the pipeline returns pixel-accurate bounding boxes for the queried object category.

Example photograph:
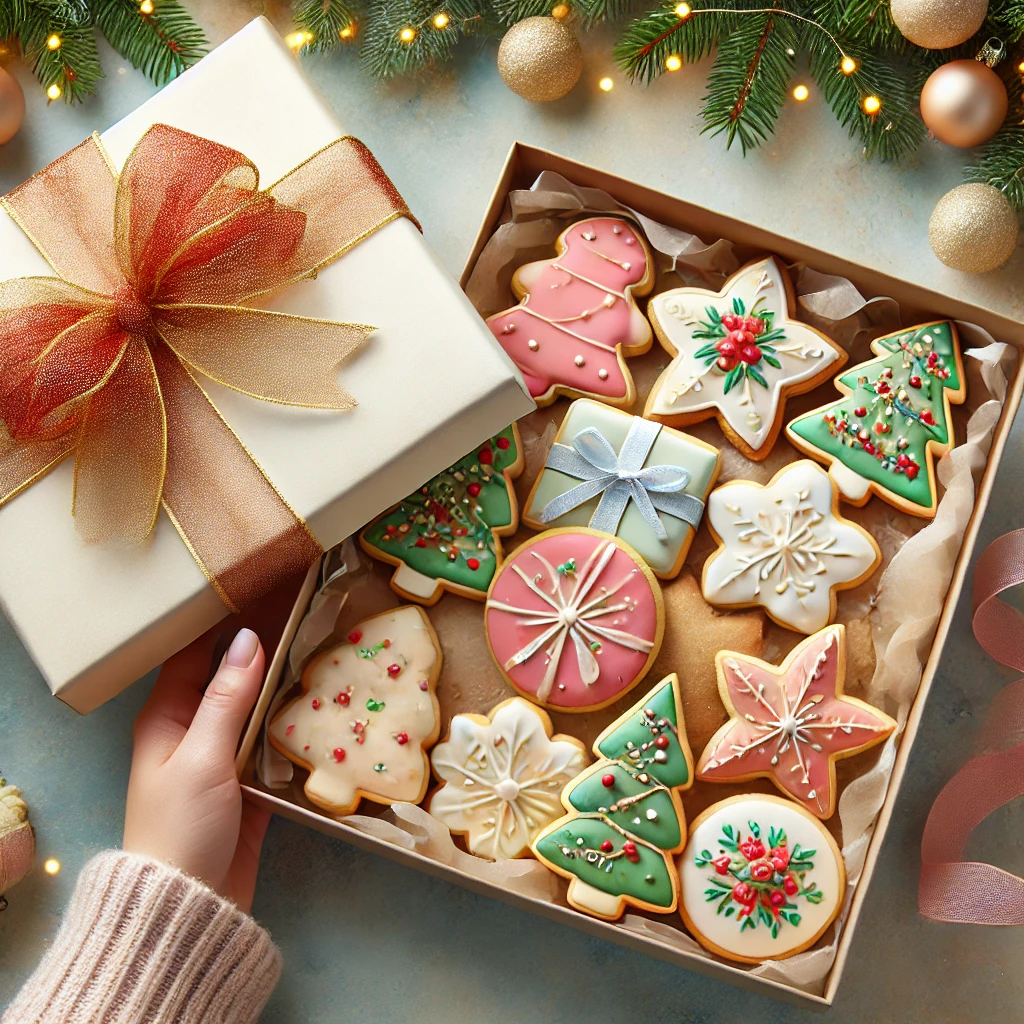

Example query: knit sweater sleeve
[2,850,281,1024]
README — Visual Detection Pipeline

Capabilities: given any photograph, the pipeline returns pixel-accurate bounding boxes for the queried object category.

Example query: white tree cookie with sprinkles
[268,606,442,816]
[680,794,845,964]
[485,216,655,408]
[695,625,896,819]
[645,257,846,460]
[427,698,589,860]
[702,461,881,634]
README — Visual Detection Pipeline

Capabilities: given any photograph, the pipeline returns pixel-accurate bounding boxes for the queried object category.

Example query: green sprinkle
[373,763,386,773]
[366,698,386,712]
[557,558,576,576]
[645,875,655,884]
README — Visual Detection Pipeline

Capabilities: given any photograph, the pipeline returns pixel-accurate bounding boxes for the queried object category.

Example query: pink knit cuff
[2,850,281,1024]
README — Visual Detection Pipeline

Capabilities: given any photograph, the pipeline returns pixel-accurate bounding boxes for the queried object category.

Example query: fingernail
[225,628,258,669]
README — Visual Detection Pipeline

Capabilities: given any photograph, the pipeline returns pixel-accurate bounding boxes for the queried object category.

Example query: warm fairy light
[285,29,313,50]
[599,76,614,91]
[674,2,692,18]
[44,858,61,875]
[432,12,449,29]
[46,34,62,50]
[139,0,154,13]
[665,54,682,72]
[840,55,856,75]
[862,94,881,114]
[551,3,570,18]
[1018,60,1024,73]
[46,83,62,100]
[399,26,417,42]
[339,24,355,39]
[792,84,809,101]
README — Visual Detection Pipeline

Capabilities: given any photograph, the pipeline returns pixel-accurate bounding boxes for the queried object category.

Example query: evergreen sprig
[964,127,1024,216]
[291,0,363,53]
[94,0,206,85]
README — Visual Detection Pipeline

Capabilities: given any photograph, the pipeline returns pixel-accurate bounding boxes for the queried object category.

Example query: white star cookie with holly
[428,698,589,860]
[644,257,846,461]
[702,461,881,634]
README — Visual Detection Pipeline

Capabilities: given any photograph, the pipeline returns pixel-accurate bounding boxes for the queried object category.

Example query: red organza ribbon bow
[0,124,413,610]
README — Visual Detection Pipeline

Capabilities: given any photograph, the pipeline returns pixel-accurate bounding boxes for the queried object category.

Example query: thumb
[184,628,265,762]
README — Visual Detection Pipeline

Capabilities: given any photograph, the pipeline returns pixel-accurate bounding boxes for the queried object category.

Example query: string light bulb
[862,94,881,115]
[599,76,614,91]
[139,0,154,13]
[339,24,354,40]
[792,84,809,101]
[46,34,62,50]
[432,12,449,29]
[1018,60,1024,73]
[551,3,570,17]
[399,26,417,42]
[285,29,313,50]
[665,54,682,72]
[44,857,61,875]
[840,56,856,75]
[46,83,62,100]
[674,2,691,18]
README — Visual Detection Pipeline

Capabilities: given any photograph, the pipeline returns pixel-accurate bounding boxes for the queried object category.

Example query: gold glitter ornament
[497,16,583,102]
[929,183,1018,274]
[890,0,988,49]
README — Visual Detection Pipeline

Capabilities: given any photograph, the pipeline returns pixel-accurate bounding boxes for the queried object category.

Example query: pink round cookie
[484,528,664,712]
[486,216,654,407]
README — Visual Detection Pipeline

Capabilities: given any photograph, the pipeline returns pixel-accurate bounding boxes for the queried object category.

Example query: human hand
[124,627,271,913]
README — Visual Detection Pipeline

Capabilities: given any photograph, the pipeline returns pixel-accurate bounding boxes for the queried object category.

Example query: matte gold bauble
[920,59,1007,148]
[929,183,1018,273]
[497,16,583,102]
[890,0,988,49]
[0,66,25,146]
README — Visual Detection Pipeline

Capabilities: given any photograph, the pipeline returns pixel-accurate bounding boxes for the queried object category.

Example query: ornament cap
[976,38,1005,69]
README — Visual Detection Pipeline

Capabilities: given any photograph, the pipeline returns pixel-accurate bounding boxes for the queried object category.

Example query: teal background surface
[2,5,1023,1021]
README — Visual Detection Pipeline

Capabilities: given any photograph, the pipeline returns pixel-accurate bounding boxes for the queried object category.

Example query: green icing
[789,322,960,511]
[567,764,682,849]
[361,426,518,593]
[595,679,689,789]
[534,817,675,910]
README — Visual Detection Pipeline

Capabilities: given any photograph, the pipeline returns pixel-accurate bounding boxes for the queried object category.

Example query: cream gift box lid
[0,17,533,713]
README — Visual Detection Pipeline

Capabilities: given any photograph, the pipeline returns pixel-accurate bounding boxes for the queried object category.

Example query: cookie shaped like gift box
[237,139,1024,1011]
[0,18,532,713]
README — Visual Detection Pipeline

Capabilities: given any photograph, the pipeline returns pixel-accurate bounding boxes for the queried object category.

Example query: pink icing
[486,217,649,402]
[485,531,660,711]
[696,628,894,817]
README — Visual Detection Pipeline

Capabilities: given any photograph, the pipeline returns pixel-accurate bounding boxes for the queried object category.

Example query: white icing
[647,259,842,452]
[269,606,440,814]
[680,797,843,961]
[829,461,872,502]
[568,877,627,919]
[429,698,588,860]
[393,562,440,600]
[702,461,880,633]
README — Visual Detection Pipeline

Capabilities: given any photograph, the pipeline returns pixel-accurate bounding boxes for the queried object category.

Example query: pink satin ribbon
[919,529,1024,924]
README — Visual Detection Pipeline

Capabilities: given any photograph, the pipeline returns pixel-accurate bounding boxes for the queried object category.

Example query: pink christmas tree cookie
[486,216,654,407]
[695,625,896,819]
[484,528,664,713]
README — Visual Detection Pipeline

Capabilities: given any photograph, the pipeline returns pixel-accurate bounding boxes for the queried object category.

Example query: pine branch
[811,0,909,52]
[577,0,645,27]
[700,5,797,154]
[291,0,363,53]
[490,0,569,25]
[988,0,1024,44]
[93,0,206,85]
[615,3,735,83]
[964,126,1024,215]
[17,0,101,101]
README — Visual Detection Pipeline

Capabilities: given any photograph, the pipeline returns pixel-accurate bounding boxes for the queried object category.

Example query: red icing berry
[478,447,493,465]
[717,355,738,372]
[387,664,401,678]
[285,724,294,736]
[920,409,935,425]
[742,315,765,335]
[721,312,741,331]
[622,840,639,862]
[770,846,790,871]
[739,344,762,365]
[854,406,867,418]
[395,732,409,745]
[382,639,392,648]
[905,463,920,480]
[732,882,756,906]
[897,453,910,468]
[311,698,321,710]
[496,436,511,450]
[909,375,922,389]
[333,747,346,763]
[600,840,613,853]
[419,680,429,691]
[784,875,800,896]
[385,524,398,535]
[749,860,774,882]
[874,422,889,434]
[739,837,766,861]
[716,338,737,357]
[928,351,939,366]
[770,889,787,908]
[726,328,752,347]
[601,773,615,788]
[466,557,481,571]
[336,691,350,706]
[862,441,875,455]
[467,482,482,497]
[876,381,890,395]
[654,734,670,749]
[414,538,427,548]
[712,855,732,875]
[347,631,362,645]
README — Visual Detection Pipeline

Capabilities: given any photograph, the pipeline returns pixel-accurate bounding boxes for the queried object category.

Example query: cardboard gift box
[0,18,533,714]
[238,142,1024,1008]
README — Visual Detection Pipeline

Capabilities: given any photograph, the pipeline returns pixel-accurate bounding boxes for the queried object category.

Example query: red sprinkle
[854,406,866,418]
[467,483,482,497]
[311,698,321,710]
[387,664,401,678]
[601,773,615,788]
[466,557,480,571]
[285,724,294,736]
[415,538,427,548]
[496,437,510,450]
[386,524,398,535]
[382,639,392,648]
[333,747,346,763]
[395,732,409,745]
[419,680,429,691]
[600,840,613,853]
[348,631,362,645]
[478,447,493,465]
[337,691,350,706]
[304,745,310,751]
[332,658,340,665]
[655,735,670,749]
[909,375,922,389]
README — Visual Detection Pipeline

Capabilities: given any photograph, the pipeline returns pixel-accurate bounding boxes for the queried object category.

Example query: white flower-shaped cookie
[428,698,588,860]
[702,461,881,634]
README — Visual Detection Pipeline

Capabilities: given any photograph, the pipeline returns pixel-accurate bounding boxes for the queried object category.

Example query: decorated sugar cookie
[427,698,589,860]
[645,257,846,460]
[268,606,442,816]
[486,216,654,407]
[786,321,966,519]
[360,425,524,604]
[523,399,721,579]
[695,625,896,819]
[485,528,664,712]
[680,794,845,964]
[702,461,881,634]
[532,675,694,920]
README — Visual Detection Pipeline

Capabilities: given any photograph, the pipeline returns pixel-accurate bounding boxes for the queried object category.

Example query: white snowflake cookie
[702,461,881,634]
[428,698,589,860]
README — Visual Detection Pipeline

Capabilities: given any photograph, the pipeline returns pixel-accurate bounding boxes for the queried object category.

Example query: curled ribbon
[919,529,1024,924]
[0,124,415,612]
[538,417,703,541]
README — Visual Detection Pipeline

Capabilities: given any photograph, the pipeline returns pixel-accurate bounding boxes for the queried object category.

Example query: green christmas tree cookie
[360,425,524,604]
[531,674,694,920]
[786,321,966,519]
